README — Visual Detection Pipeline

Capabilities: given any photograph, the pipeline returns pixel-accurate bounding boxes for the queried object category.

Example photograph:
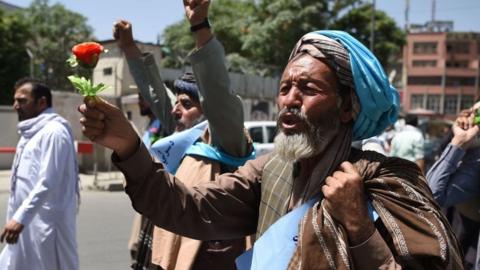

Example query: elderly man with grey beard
[78,3,462,269]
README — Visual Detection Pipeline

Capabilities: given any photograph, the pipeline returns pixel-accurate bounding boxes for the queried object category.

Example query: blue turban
[289,30,399,140]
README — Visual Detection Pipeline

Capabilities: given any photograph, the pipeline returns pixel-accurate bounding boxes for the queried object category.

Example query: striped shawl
[288,149,463,269]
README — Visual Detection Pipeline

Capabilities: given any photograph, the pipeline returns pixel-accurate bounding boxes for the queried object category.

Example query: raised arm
[79,98,261,239]
[184,0,249,157]
[427,112,480,207]
[114,20,176,134]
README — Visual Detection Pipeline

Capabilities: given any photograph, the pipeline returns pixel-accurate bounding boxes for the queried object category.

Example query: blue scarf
[150,121,255,174]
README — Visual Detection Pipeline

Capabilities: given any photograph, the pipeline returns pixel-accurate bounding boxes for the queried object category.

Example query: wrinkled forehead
[281,54,337,82]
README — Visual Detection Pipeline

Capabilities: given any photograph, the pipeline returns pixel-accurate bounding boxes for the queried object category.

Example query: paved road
[0,191,135,269]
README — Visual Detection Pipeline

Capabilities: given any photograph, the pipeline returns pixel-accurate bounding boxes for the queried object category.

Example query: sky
[9,0,480,43]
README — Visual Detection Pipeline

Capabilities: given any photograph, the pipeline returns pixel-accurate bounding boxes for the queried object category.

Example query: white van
[244,121,277,156]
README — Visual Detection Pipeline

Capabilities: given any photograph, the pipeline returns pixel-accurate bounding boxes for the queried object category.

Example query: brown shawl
[289,149,463,269]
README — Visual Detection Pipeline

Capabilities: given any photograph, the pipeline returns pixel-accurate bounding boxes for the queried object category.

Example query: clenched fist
[322,161,375,245]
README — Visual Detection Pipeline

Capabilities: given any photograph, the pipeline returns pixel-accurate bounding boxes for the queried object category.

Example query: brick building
[402,24,480,119]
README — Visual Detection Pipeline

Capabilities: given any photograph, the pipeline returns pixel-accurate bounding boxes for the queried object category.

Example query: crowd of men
[0,0,479,269]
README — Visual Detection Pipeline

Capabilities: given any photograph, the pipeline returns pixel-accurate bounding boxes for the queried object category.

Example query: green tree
[330,3,406,72]
[161,0,405,77]
[0,9,30,105]
[23,0,94,91]
[242,0,358,75]
[161,0,256,73]
[162,0,358,75]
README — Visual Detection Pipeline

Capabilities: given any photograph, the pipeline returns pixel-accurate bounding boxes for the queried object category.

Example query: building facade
[93,40,280,121]
[402,30,480,119]
[93,40,164,97]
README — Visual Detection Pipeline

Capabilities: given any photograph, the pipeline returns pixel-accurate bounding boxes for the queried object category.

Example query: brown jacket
[151,153,246,270]
[116,145,462,269]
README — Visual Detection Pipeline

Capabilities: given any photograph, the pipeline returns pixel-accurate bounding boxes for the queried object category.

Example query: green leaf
[67,75,108,96]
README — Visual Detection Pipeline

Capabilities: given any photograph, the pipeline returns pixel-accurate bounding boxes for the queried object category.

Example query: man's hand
[183,0,212,48]
[322,161,375,245]
[78,97,140,160]
[113,20,141,58]
[0,220,24,244]
[452,110,479,150]
[183,0,210,25]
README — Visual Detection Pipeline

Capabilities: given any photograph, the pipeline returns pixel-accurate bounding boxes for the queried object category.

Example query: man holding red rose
[111,0,255,269]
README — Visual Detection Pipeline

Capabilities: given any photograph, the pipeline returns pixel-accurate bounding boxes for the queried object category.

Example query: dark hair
[405,114,418,127]
[173,72,199,102]
[14,77,52,107]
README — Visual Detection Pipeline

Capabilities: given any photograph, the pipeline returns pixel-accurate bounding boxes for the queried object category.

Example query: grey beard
[274,132,318,161]
[273,108,340,162]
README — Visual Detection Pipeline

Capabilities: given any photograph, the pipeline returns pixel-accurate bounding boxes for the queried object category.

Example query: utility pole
[405,0,410,32]
[431,0,436,22]
[370,0,376,52]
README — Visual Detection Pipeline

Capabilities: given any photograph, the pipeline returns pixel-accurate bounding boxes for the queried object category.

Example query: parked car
[244,121,277,156]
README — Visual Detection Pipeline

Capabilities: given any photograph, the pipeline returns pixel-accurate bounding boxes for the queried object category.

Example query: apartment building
[402,26,480,119]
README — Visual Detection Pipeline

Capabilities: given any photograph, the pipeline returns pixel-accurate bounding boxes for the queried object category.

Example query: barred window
[408,76,442,85]
[446,61,469,68]
[411,94,424,110]
[427,95,441,113]
[413,42,438,54]
[446,42,470,54]
[461,95,474,110]
[444,95,458,115]
[412,60,437,67]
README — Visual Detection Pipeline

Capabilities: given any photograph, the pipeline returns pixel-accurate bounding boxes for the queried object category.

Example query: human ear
[339,96,353,124]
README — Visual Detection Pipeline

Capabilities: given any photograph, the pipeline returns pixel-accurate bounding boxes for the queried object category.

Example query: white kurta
[0,108,79,270]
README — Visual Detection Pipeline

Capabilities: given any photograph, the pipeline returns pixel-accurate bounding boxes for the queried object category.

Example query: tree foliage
[331,3,406,72]
[0,9,30,105]
[162,0,256,72]
[242,0,357,75]
[161,0,405,77]
[23,0,94,91]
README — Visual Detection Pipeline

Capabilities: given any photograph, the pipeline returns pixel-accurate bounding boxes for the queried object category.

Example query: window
[410,94,424,110]
[103,67,113,76]
[444,95,458,115]
[426,95,441,113]
[266,126,277,143]
[412,60,437,67]
[413,42,437,54]
[408,76,442,85]
[446,61,469,68]
[248,127,264,143]
[446,76,475,86]
[461,95,474,110]
[447,42,470,54]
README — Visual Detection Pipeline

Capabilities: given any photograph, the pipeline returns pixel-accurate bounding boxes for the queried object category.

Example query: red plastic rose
[72,42,104,68]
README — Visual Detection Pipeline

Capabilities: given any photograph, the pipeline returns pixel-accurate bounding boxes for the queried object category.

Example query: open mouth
[279,114,304,133]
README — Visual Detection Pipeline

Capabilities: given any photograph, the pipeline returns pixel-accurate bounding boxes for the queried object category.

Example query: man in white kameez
[0,78,79,270]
